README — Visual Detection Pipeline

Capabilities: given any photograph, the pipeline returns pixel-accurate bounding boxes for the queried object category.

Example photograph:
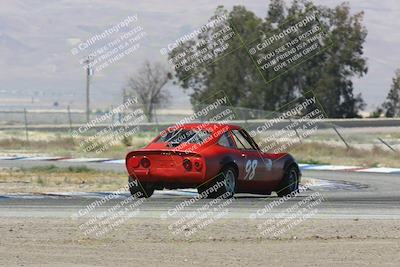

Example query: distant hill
[0,0,399,112]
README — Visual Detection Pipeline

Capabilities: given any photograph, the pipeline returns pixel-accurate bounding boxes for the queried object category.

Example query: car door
[229,129,267,182]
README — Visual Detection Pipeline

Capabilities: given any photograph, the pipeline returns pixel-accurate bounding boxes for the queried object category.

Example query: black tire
[276,165,299,197]
[128,176,154,198]
[198,166,237,199]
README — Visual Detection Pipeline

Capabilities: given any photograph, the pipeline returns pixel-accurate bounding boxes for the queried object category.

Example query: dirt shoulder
[1,218,399,266]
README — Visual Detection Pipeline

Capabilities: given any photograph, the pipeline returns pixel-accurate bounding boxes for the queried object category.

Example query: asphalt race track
[1,159,400,220]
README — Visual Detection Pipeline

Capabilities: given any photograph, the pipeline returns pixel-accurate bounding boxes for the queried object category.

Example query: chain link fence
[0,105,274,126]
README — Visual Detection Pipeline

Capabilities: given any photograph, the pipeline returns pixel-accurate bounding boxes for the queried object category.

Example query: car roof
[174,123,242,132]
[153,123,243,148]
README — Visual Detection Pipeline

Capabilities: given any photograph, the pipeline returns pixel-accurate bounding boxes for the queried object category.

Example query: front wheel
[128,176,154,198]
[198,166,237,199]
[276,165,299,197]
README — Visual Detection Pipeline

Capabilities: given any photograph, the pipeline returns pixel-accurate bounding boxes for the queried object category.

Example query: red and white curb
[0,156,399,174]
[299,163,400,174]
[0,156,124,164]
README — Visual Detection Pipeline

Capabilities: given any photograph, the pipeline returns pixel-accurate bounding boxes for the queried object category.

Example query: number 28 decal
[244,159,258,180]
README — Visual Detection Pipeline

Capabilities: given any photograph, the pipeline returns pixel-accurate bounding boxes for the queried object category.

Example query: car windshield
[157,129,211,144]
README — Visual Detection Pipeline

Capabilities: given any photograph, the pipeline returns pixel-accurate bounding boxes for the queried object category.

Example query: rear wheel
[128,176,154,198]
[198,166,237,199]
[276,165,299,197]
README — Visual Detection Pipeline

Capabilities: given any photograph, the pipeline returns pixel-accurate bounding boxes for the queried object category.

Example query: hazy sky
[0,0,399,111]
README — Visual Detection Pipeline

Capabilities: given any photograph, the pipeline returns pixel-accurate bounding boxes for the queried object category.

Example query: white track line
[355,167,400,173]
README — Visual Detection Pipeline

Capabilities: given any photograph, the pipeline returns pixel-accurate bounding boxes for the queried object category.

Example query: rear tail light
[193,159,202,171]
[183,158,192,171]
[140,157,151,168]
[129,156,140,168]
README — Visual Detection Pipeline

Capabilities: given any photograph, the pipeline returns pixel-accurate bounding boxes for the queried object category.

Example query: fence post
[67,105,73,143]
[154,106,159,133]
[23,108,29,144]
[377,137,397,152]
[110,105,114,124]
[332,126,350,149]
[289,118,302,144]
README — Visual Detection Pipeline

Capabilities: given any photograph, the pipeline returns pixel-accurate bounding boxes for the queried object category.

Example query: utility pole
[121,88,127,122]
[83,56,93,123]
[122,88,127,104]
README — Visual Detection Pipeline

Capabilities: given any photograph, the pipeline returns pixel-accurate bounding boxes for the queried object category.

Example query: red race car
[125,123,301,198]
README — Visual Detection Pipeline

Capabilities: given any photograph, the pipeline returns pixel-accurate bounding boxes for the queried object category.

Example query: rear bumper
[130,168,205,184]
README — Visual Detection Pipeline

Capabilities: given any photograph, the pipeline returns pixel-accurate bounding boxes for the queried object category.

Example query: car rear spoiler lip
[126,149,201,160]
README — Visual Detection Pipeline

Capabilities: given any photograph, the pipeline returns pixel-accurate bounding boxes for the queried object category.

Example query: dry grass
[0,165,127,193]
[0,130,154,158]
[0,137,74,150]
[288,142,400,167]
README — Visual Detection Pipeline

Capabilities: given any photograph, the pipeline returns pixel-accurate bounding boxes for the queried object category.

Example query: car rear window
[157,129,211,144]
[218,132,235,148]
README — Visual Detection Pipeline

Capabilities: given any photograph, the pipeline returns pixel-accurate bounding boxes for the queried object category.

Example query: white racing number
[244,159,258,180]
